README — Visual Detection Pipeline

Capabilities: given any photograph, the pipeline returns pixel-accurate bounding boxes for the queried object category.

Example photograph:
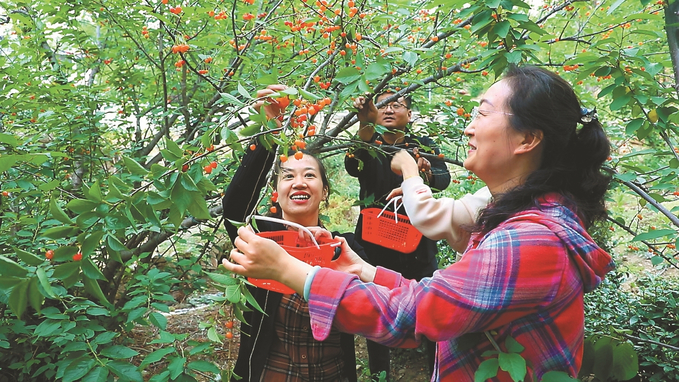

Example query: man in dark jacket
[346,91,451,381]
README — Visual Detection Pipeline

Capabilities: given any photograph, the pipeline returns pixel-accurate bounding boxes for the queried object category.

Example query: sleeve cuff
[303,265,322,301]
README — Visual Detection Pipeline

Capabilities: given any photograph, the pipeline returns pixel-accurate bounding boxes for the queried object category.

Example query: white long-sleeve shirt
[400,177,492,253]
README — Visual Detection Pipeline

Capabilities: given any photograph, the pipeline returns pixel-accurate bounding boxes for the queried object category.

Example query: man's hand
[353,95,378,124]
[413,147,432,178]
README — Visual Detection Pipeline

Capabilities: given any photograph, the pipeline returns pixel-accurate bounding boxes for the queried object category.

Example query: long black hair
[475,66,611,234]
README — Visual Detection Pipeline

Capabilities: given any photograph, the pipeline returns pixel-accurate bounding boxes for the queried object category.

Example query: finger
[387,187,403,200]
[255,88,277,98]
[267,84,287,92]
[222,252,247,275]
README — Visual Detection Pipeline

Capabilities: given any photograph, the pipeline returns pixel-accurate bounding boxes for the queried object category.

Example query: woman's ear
[515,130,544,154]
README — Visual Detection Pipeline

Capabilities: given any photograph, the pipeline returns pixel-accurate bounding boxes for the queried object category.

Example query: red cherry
[210,161,218,169]
[45,250,54,260]
[182,164,189,172]
[72,252,82,261]
[204,165,213,174]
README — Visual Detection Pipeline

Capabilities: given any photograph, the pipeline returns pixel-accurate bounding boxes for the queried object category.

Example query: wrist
[278,258,313,295]
[360,264,377,283]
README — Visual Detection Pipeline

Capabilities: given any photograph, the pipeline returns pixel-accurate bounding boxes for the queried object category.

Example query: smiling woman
[220,85,367,382]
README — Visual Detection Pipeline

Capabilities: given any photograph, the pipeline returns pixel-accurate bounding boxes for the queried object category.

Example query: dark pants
[367,337,436,381]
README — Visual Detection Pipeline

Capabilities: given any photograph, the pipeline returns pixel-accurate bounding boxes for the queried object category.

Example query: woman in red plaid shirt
[224,66,614,381]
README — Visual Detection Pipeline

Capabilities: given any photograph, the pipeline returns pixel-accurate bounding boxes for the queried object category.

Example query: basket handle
[377,196,404,224]
[248,215,321,249]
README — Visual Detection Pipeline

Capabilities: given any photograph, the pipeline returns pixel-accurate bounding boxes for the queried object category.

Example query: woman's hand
[330,238,376,282]
[387,187,403,201]
[391,150,418,178]
[253,84,288,125]
[296,226,333,244]
[221,226,311,294]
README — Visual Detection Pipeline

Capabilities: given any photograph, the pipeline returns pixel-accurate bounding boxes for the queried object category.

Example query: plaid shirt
[261,293,345,381]
[307,195,614,381]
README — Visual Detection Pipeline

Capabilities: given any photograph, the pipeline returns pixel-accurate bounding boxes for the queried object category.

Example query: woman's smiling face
[463,80,529,191]
[276,155,328,227]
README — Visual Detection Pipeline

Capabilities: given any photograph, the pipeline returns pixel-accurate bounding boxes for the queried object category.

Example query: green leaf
[632,229,676,241]
[610,94,632,111]
[100,345,139,359]
[0,133,19,147]
[335,67,362,84]
[225,284,240,303]
[53,262,81,281]
[165,137,184,157]
[474,358,499,382]
[493,20,510,38]
[82,231,105,257]
[626,119,644,135]
[50,198,74,224]
[187,360,220,374]
[149,312,168,330]
[27,277,44,314]
[504,336,525,353]
[63,358,96,382]
[8,278,30,318]
[188,192,212,220]
[81,257,107,281]
[206,272,238,286]
[149,371,170,382]
[0,255,28,277]
[66,198,99,213]
[122,156,149,176]
[106,234,128,251]
[0,155,17,173]
[107,361,143,382]
[504,50,522,65]
[36,267,56,298]
[34,319,62,337]
[592,337,614,381]
[219,92,244,107]
[140,347,176,367]
[365,61,391,80]
[82,366,109,382]
[14,247,44,266]
[82,273,110,304]
[540,371,578,381]
[43,226,79,239]
[611,342,638,380]
[237,83,251,99]
[650,255,664,266]
[167,356,186,379]
[86,180,103,203]
[498,352,526,381]
[402,51,419,67]
[207,326,221,343]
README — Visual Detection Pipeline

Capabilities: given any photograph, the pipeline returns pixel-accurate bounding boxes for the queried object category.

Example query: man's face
[375,93,411,132]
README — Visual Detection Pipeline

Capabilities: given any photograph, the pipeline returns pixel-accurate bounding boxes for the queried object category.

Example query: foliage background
[0,0,678,380]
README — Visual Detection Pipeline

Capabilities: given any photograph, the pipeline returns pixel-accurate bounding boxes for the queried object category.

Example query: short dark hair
[376,91,412,109]
[475,65,611,233]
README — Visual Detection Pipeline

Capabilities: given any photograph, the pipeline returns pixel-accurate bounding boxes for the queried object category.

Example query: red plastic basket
[248,230,341,294]
[360,207,423,254]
